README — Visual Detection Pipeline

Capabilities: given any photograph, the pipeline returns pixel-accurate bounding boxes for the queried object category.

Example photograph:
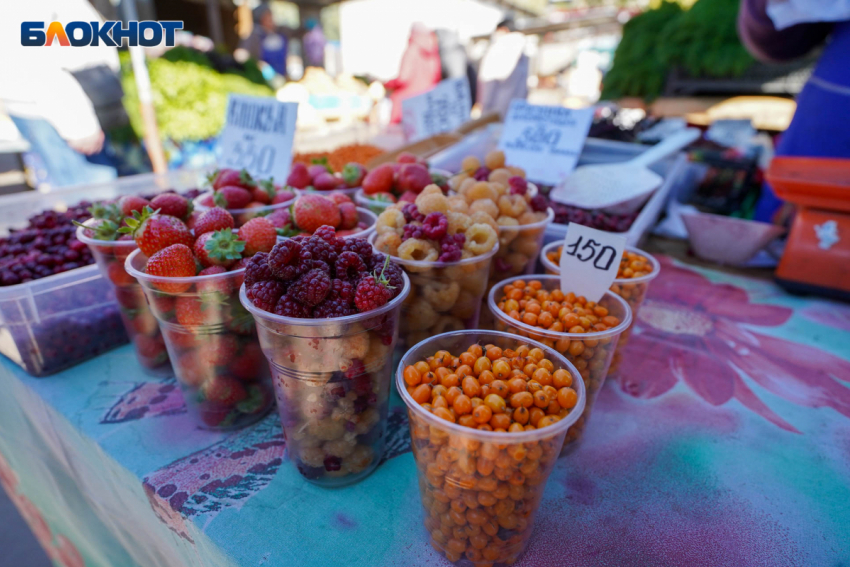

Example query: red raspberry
[472,167,491,181]
[313,297,355,318]
[268,240,313,281]
[288,268,331,306]
[335,251,366,281]
[305,233,339,266]
[313,225,337,244]
[329,278,355,302]
[244,252,274,285]
[313,260,331,274]
[530,195,548,213]
[342,238,373,262]
[422,212,448,240]
[150,193,190,219]
[247,280,287,312]
[375,258,404,297]
[354,271,392,312]
[274,294,311,318]
[508,176,528,195]
[402,224,424,241]
[401,203,424,223]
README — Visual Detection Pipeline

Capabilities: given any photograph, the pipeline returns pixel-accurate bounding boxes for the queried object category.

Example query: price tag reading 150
[559,223,627,303]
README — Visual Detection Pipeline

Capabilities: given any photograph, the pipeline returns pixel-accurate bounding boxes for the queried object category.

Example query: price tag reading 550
[218,95,298,183]
[559,223,627,302]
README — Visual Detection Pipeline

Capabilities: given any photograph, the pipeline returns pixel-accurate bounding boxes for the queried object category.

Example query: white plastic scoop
[550,128,701,214]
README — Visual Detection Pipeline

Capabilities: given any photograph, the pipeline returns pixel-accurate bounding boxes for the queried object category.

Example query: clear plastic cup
[490,208,554,286]
[76,224,172,376]
[398,330,586,566]
[193,189,298,227]
[354,188,394,215]
[126,250,274,430]
[339,207,378,240]
[487,275,631,455]
[240,271,411,487]
[539,242,661,374]
[368,233,498,354]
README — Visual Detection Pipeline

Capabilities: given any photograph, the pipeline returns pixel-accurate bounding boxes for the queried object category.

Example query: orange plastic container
[766,157,850,299]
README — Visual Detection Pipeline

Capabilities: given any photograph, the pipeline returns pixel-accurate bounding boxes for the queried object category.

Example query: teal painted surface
[0,255,848,566]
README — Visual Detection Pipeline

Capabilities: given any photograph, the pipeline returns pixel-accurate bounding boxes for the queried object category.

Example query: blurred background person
[738,0,850,223]
[0,0,121,188]
[436,28,476,102]
[303,18,326,69]
[477,18,529,118]
[384,23,442,124]
[239,4,289,80]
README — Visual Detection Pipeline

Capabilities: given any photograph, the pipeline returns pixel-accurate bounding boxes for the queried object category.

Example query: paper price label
[402,77,471,142]
[559,223,627,303]
[498,100,593,185]
[219,95,298,182]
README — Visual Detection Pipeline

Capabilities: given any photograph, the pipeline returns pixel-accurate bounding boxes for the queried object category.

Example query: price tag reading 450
[218,95,298,182]
[559,223,627,303]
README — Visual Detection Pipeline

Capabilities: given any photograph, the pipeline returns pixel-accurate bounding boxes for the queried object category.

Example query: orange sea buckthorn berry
[432,384,448,400]
[474,356,492,374]
[433,395,448,409]
[557,387,578,409]
[490,380,509,397]
[467,344,483,358]
[458,414,476,427]
[478,370,495,385]
[462,376,480,398]
[441,373,460,389]
[537,415,560,428]
[484,394,506,414]
[459,352,476,367]
[532,368,551,385]
[404,365,422,386]
[529,407,545,427]
[490,413,511,430]
[453,395,472,415]
[521,312,538,326]
[414,361,430,376]
[492,359,511,379]
[552,368,572,388]
[486,346,503,360]
[456,364,473,378]
[445,386,462,405]
[513,406,529,425]
[433,407,455,423]
[434,367,451,381]
[533,390,549,408]
[510,391,534,408]
[507,377,527,394]
[473,404,493,424]
[413,384,432,404]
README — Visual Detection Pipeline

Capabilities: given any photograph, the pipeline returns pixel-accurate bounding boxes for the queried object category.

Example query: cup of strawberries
[266,191,377,240]
[194,168,298,227]
[124,204,278,430]
[239,228,410,486]
[354,152,450,215]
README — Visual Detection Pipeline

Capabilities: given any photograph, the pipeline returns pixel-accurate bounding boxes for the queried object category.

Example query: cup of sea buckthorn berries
[487,276,631,455]
[240,227,411,486]
[398,330,586,567]
[371,185,499,352]
[541,242,660,374]
[447,151,554,292]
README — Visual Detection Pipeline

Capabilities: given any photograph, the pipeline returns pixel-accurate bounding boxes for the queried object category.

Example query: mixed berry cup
[398,330,586,566]
[193,190,299,227]
[368,233,498,354]
[488,275,631,455]
[540,242,660,374]
[490,207,554,287]
[126,249,274,430]
[240,271,410,487]
[77,223,171,376]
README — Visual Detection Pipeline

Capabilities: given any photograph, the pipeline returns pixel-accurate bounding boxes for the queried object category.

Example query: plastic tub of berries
[193,189,299,228]
[488,275,632,455]
[76,222,171,376]
[398,330,586,566]
[540,241,660,374]
[240,232,411,487]
[126,248,275,430]
[353,164,453,216]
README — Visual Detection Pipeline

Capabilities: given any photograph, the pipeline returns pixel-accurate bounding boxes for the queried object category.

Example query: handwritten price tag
[559,223,627,303]
[402,77,471,142]
[219,94,298,182]
[498,100,593,185]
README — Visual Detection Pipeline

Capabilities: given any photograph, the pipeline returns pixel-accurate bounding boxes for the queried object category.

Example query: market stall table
[0,256,848,567]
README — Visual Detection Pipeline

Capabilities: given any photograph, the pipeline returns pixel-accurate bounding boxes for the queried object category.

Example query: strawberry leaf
[213,191,228,208]
[238,169,256,187]
[204,228,246,261]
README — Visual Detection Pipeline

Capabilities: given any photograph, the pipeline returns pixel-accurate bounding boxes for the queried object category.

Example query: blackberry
[288,268,331,306]
[246,280,286,312]
[335,251,366,281]
[268,240,312,281]
[274,294,311,318]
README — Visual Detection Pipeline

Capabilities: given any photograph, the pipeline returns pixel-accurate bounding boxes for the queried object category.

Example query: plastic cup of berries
[193,189,299,228]
[540,242,660,374]
[398,330,586,566]
[76,221,172,376]
[239,227,411,487]
[487,275,632,455]
[125,249,275,430]
[336,207,377,240]
[490,206,554,287]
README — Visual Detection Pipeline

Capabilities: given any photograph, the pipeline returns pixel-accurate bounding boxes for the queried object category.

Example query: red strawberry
[397,163,431,193]
[286,163,312,189]
[326,192,353,206]
[292,194,341,233]
[235,202,267,226]
[230,343,265,382]
[252,186,273,205]
[339,202,358,230]
[202,376,247,406]
[175,295,216,326]
[120,207,193,257]
[195,265,234,296]
[185,211,201,231]
[199,193,215,207]
[362,164,395,195]
[167,328,199,352]
[397,152,417,164]
[342,163,367,188]
[271,190,296,205]
[145,244,197,293]
[118,195,150,216]
[115,286,144,310]
[150,193,191,219]
[130,309,159,336]
[266,209,293,230]
[194,207,235,236]
[198,334,239,366]
[194,229,245,268]
[238,217,277,255]
[398,190,419,203]
[308,164,331,179]
[313,172,341,191]
[134,335,167,365]
[107,260,135,286]
[214,186,253,209]
[176,351,206,388]
[210,168,255,191]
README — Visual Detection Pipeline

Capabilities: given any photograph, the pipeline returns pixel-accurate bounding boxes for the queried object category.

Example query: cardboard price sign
[218,94,298,182]
[402,77,471,142]
[559,223,627,303]
[498,100,593,185]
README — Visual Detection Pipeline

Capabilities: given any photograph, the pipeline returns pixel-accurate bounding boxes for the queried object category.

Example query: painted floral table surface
[1,255,849,567]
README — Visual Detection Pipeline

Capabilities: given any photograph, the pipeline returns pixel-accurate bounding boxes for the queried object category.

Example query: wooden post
[206,0,225,46]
